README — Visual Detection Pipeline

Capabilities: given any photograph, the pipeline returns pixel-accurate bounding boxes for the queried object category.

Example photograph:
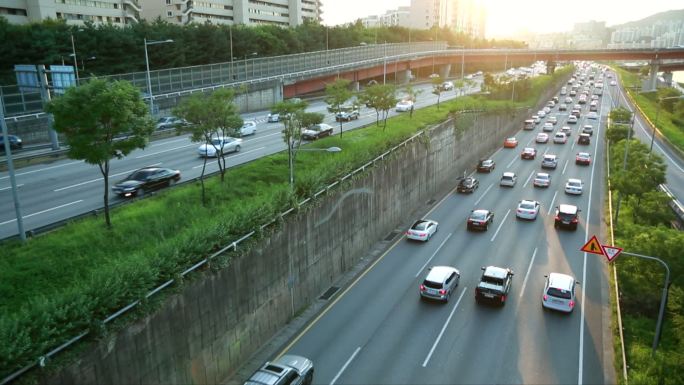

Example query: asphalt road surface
[277,78,613,385]
[0,81,481,239]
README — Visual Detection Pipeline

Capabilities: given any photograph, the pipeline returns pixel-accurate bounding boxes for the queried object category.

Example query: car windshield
[547,287,572,299]
[520,202,536,210]
[210,138,224,146]
[481,275,504,285]
[568,181,581,187]
[411,221,429,231]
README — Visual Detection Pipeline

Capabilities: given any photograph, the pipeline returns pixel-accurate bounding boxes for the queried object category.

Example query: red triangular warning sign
[602,245,623,262]
[581,235,604,256]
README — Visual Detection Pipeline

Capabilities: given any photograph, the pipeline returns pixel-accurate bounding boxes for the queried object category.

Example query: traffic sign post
[581,235,604,256]
[602,245,623,262]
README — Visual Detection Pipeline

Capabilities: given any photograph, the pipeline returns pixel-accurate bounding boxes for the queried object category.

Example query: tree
[631,191,675,226]
[324,78,353,138]
[482,72,495,92]
[46,78,154,228]
[610,140,667,205]
[271,99,309,189]
[173,89,243,204]
[431,75,444,110]
[610,107,633,123]
[403,84,422,118]
[359,84,396,129]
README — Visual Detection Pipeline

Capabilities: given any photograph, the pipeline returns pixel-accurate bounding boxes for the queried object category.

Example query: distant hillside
[611,9,684,29]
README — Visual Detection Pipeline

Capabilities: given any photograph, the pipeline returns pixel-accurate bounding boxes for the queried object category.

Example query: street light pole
[144,38,174,116]
[70,33,79,84]
[0,97,26,241]
[289,146,342,191]
[383,42,387,85]
[650,95,684,155]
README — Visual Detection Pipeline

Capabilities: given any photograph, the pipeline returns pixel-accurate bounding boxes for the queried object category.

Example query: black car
[457,177,479,193]
[467,209,494,231]
[475,266,514,306]
[0,134,23,151]
[578,133,591,145]
[112,166,181,197]
[554,204,580,230]
[476,159,496,173]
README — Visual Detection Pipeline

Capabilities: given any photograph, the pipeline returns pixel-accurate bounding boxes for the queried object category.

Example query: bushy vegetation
[614,67,684,152]
[0,17,526,83]
[0,66,569,378]
[608,114,684,384]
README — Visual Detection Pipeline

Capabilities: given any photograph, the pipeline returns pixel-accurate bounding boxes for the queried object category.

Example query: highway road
[0,80,481,240]
[276,74,612,384]
[608,75,684,202]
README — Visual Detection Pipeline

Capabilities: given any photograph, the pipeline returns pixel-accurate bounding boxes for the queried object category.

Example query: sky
[322,0,684,39]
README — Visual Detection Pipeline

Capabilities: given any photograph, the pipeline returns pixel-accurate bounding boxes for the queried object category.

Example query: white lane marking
[473,184,493,206]
[562,159,569,175]
[150,136,190,146]
[518,247,538,299]
[0,184,23,191]
[422,288,467,367]
[135,143,196,159]
[247,131,284,142]
[523,170,535,188]
[506,155,517,169]
[490,209,510,242]
[53,163,161,192]
[192,147,266,169]
[543,147,549,155]
[0,200,83,226]
[330,346,361,385]
[0,160,83,180]
[578,94,603,385]
[548,191,558,216]
[415,233,453,278]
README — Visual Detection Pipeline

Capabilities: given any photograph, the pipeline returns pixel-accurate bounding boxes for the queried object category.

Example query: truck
[475,266,514,306]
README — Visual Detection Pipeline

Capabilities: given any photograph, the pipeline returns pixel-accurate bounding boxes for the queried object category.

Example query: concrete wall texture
[42,81,564,385]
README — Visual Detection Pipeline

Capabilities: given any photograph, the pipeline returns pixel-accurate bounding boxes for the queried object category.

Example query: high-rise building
[0,0,323,26]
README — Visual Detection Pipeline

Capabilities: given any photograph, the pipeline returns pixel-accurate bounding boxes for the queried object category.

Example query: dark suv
[457,177,479,193]
[475,266,514,306]
[554,204,580,230]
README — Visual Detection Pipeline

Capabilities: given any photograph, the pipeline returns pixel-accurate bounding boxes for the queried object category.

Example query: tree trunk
[217,152,226,182]
[337,104,343,138]
[99,160,112,229]
[200,157,207,206]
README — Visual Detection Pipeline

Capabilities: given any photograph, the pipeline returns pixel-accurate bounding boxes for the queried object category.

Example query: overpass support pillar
[439,64,452,80]
[546,61,556,74]
[351,81,360,92]
[643,60,659,92]
[662,71,673,86]
[396,69,413,85]
[272,80,284,104]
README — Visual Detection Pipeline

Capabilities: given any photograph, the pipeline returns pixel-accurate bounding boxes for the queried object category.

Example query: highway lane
[0,80,482,239]
[279,81,610,384]
[607,73,684,202]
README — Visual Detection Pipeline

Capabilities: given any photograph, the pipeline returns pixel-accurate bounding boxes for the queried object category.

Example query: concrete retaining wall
[41,76,567,385]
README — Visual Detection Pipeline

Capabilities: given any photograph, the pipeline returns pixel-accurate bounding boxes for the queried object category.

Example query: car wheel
[235,145,241,152]
[554,222,559,229]
[484,224,489,231]
[304,371,314,385]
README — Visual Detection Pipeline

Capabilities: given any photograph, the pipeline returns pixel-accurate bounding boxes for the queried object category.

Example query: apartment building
[0,0,140,26]
[0,0,322,26]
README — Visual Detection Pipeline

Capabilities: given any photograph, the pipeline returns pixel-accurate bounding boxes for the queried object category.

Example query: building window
[167,10,173,16]
[166,0,171,4]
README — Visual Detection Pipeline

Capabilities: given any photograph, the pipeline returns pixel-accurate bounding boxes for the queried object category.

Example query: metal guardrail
[658,184,684,228]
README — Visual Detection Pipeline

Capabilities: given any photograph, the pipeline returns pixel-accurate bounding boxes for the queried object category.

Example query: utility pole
[0,98,26,241]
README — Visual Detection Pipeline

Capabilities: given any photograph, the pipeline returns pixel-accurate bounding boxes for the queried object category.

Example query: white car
[239,120,257,136]
[500,172,517,187]
[537,110,546,118]
[197,136,242,157]
[542,273,578,313]
[564,96,573,104]
[547,116,558,125]
[406,219,438,241]
[516,200,541,220]
[536,133,549,143]
[441,81,454,91]
[565,178,584,195]
[542,122,554,132]
[541,154,558,169]
[587,111,599,120]
[395,100,414,112]
[267,112,280,122]
[560,126,572,136]
[567,115,578,124]
[610,80,617,86]
[553,132,567,144]
[533,172,551,188]
[532,115,541,124]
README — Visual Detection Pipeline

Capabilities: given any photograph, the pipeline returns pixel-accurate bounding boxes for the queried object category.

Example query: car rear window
[471,212,487,220]
[412,221,429,230]
[423,280,442,289]
[520,202,535,210]
[547,287,572,299]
